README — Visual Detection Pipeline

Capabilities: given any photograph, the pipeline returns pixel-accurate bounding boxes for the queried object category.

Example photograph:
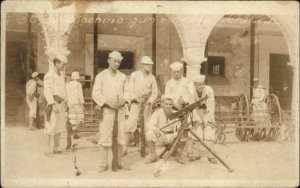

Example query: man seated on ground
[144,95,186,164]
[185,74,217,164]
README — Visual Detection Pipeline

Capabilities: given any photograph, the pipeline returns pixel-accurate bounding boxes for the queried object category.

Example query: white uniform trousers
[98,107,126,147]
[26,96,37,118]
[44,101,66,136]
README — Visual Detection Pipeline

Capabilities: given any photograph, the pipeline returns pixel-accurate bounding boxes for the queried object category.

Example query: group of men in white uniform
[91,51,218,172]
[30,50,224,173]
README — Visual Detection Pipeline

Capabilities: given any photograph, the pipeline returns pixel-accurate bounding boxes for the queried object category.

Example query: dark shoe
[29,127,37,131]
[145,157,158,164]
[189,156,201,161]
[98,166,108,173]
[73,134,80,139]
[208,157,218,164]
[63,148,74,153]
[117,165,131,171]
[175,157,185,164]
[53,150,63,154]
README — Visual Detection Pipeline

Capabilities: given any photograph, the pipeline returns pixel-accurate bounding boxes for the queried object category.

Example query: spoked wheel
[235,93,250,141]
[265,94,282,141]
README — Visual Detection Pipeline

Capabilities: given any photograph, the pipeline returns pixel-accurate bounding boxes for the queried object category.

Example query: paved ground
[1,123,299,187]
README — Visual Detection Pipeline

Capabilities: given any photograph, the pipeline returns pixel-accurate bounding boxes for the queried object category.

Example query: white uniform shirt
[146,108,178,132]
[44,69,66,104]
[66,80,84,106]
[92,69,129,107]
[252,85,265,103]
[128,70,158,104]
[165,77,195,104]
[26,79,37,96]
[192,85,215,123]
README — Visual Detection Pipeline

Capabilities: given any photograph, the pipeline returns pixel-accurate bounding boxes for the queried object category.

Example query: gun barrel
[168,96,208,120]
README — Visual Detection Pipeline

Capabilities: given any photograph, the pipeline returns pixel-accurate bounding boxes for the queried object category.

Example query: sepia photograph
[1,0,299,187]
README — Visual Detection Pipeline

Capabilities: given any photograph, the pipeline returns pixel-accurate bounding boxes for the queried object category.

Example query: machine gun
[154,95,233,177]
[168,96,208,120]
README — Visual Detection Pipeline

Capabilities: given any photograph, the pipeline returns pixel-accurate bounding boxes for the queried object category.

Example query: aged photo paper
[1,0,299,187]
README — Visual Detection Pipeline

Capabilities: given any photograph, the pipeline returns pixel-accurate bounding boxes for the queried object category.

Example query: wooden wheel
[265,94,282,141]
[235,93,250,141]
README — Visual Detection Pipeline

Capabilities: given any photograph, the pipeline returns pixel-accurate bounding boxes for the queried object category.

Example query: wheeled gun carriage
[214,93,286,144]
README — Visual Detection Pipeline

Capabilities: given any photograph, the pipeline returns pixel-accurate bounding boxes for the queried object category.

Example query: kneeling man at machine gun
[144,95,186,164]
[185,74,218,164]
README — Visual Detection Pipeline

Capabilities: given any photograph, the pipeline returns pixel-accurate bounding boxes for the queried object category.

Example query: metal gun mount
[168,96,208,120]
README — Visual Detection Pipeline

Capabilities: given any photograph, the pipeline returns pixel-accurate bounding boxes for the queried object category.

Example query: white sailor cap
[71,71,80,80]
[169,62,183,71]
[253,77,259,81]
[109,51,123,61]
[161,94,173,101]
[141,56,153,65]
[55,54,68,64]
[192,75,206,83]
[31,72,39,78]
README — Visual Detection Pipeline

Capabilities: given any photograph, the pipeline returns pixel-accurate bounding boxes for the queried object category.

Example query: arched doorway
[5,13,46,125]
[204,15,293,110]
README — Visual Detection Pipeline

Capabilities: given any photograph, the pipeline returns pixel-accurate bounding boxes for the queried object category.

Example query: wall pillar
[168,14,223,79]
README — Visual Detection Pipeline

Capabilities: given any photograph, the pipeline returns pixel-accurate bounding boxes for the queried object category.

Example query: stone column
[182,57,206,80]
[168,14,224,79]
[35,6,76,69]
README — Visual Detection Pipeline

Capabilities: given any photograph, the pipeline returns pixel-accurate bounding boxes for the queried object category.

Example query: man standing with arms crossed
[92,51,131,173]
[124,56,158,155]
[44,55,68,157]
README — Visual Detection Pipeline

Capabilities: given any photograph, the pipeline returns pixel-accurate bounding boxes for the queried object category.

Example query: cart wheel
[265,94,282,141]
[235,93,250,141]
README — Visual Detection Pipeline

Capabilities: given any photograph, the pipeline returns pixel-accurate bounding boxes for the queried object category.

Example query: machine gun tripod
[154,97,233,177]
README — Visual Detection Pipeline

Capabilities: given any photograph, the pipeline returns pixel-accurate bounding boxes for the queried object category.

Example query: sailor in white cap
[123,56,158,155]
[185,74,217,164]
[191,74,215,137]
[165,62,195,109]
[65,71,84,150]
[144,95,185,164]
[25,71,42,130]
[252,77,266,105]
[92,50,131,173]
[43,54,68,157]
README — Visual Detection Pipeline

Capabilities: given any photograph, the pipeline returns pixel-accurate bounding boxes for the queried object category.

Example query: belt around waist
[162,131,174,134]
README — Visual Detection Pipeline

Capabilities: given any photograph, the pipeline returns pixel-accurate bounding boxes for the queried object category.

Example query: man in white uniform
[66,71,84,150]
[165,62,195,109]
[144,95,185,164]
[124,56,158,154]
[185,75,217,164]
[252,77,267,111]
[92,51,131,173]
[25,72,42,130]
[43,55,68,157]
[251,77,269,140]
